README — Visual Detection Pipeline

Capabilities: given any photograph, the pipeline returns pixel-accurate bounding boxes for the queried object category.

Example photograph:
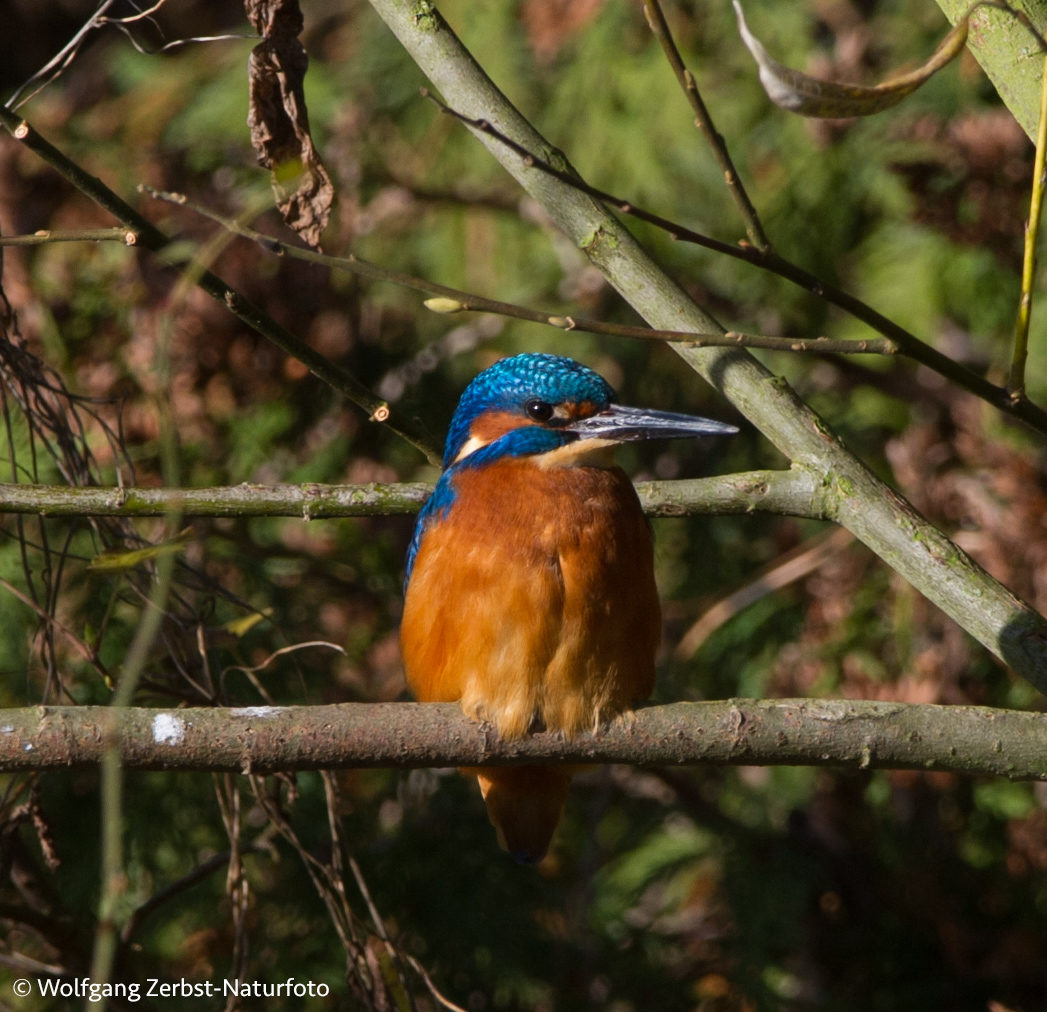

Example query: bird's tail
[463,766,575,865]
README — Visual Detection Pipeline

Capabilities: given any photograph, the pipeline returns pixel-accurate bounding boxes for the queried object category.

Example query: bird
[401,353,737,864]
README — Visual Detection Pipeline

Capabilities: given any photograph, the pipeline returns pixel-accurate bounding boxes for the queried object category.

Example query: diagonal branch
[119,851,229,944]
[641,0,771,252]
[674,526,856,659]
[0,701,1045,779]
[367,0,1047,695]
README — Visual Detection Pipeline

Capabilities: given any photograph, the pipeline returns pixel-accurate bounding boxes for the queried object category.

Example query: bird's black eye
[525,399,554,422]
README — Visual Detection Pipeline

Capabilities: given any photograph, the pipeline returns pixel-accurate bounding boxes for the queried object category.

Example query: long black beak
[564,404,739,442]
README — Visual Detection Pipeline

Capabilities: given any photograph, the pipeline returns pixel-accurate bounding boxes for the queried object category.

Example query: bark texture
[1,701,1045,778]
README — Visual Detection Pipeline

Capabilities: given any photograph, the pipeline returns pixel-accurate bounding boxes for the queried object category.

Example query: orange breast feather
[401,457,660,739]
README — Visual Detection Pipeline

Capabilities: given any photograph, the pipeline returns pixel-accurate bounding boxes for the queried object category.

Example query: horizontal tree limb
[0,469,827,519]
[1,700,1045,778]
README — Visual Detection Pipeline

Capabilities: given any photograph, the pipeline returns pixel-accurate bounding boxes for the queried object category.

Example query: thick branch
[0,701,1045,778]
[0,470,825,519]
[937,0,1047,141]
[367,0,1047,695]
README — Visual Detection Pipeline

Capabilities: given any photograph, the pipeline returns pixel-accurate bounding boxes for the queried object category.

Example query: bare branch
[0,470,828,520]
[641,0,771,251]
[675,527,856,659]
[119,851,229,944]
[0,701,1045,779]
[0,229,135,247]
[4,0,121,110]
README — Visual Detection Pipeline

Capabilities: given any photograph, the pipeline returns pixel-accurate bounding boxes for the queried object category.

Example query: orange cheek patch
[561,400,601,421]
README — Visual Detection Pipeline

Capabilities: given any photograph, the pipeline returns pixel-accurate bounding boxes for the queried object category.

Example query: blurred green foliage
[2,0,1047,1009]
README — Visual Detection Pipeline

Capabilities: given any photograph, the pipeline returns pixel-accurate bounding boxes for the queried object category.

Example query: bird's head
[443,353,737,469]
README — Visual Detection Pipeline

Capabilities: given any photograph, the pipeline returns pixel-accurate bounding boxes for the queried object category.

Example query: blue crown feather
[405,354,617,587]
[442,353,616,468]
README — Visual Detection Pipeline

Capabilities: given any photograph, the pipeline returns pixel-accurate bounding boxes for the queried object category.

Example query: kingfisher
[401,353,736,864]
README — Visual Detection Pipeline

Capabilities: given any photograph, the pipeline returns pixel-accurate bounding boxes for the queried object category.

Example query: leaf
[245,0,334,247]
[223,608,273,637]
[88,532,193,571]
[733,0,969,118]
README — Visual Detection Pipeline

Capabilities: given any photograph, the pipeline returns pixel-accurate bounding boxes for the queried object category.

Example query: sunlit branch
[1011,51,1047,399]
[0,228,136,247]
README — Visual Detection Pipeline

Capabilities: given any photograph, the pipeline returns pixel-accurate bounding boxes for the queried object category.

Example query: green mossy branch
[0,470,825,520]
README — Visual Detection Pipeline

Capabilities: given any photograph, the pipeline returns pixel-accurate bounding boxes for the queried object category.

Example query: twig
[0,228,136,247]
[674,526,855,659]
[0,470,829,521]
[119,851,230,944]
[422,89,1047,437]
[0,106,440,465]
[4,700,1047,779]
[247,775,378,1002]
[347,854,390,942]
[406,956,470,1012]
[219,641,344,702]
[4,0,121,110]
[214,775,249,1007]
[0,574,110,683]
[145,186,898,356]
[88,549,177,997]
[641,0,770,252]
[1011,51,1047,400]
